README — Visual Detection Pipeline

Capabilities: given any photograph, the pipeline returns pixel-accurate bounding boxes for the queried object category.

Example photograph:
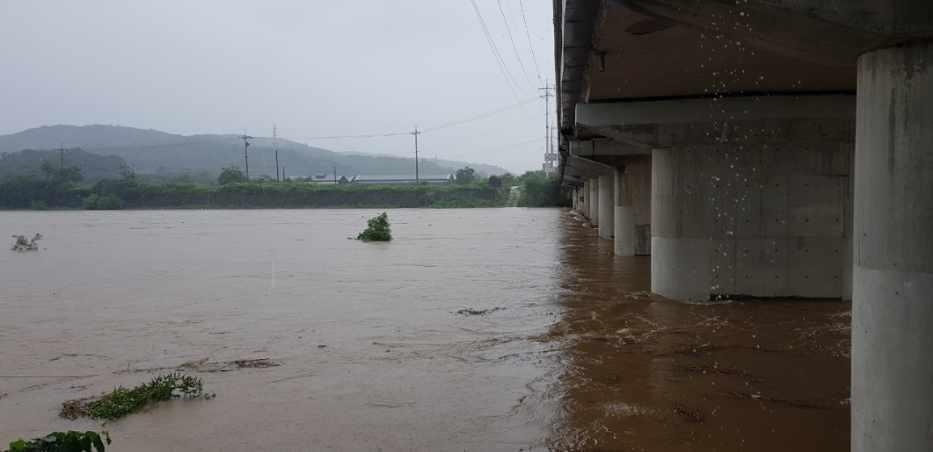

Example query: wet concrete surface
[0,209,850,451]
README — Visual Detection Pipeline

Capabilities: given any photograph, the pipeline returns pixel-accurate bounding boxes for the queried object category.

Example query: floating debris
[10,233,42,252]
[456,307,504,316]
[179,357,280,373]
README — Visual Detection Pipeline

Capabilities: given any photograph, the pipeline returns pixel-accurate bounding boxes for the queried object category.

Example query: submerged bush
[357,212,392,242]
[61,373,205,421]
[6,431,110,452]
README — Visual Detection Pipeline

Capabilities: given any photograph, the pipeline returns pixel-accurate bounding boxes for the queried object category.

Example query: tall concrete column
[852,41,933,452]
[581,181,587,216]
[597,174,614,239]
[646,96,854,301]
[614,168,636,256]
[580,187,587,213]
[588,178,599,226]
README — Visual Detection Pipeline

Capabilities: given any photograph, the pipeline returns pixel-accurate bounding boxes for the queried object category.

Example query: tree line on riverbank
[0,161,566,210]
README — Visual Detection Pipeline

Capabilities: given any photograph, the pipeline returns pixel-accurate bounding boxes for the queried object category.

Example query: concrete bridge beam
[852,40,933,452]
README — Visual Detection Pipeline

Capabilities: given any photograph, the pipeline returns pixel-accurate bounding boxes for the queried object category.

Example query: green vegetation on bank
[0,164,568,210]
[6,431,110,452]
[515,171,565,207]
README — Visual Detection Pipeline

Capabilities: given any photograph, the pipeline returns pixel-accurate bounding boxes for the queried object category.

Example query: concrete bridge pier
[575,96,854,301]
[573,186,584,213]
[614,167,636,256]
[580,180,589,219]
[598,174,614,240]
[568,139,652,255]
[852,40,933,452]
[588,178,599,227]
[635,96,854,301]
[613,158,651,256]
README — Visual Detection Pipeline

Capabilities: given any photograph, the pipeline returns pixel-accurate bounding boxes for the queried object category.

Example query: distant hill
[0,148,128,181]
[0,125,509,179]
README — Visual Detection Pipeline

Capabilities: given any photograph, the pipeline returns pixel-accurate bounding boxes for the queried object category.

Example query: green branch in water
[61,373,208,421]
[357,212,392,242]
[6,431,110,452]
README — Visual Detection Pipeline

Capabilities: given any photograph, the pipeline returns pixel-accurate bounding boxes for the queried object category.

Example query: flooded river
[0,209,849,451]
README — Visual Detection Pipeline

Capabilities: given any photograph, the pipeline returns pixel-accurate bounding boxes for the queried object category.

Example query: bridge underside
[556,1,933,450]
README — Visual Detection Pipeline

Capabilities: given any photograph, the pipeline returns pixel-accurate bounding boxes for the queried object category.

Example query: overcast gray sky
[0,1,555,173]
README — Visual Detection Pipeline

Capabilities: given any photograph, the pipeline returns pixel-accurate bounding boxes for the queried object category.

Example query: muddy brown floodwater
[0,209,850,451]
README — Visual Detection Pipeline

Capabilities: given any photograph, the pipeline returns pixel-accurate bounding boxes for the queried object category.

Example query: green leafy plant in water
[356,212,392,241]
[6,431,110,452]
[61,373,205,421]
[357,212,392,242]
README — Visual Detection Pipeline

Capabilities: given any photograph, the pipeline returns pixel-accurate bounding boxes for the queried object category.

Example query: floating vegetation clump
[357,212,392,242]
[6,431,110,452]
[61,373,208,421]
[456,307,504,316]
[10,234,41,252]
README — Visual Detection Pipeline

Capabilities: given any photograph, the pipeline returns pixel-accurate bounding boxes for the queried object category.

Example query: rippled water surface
[0,209,849,451]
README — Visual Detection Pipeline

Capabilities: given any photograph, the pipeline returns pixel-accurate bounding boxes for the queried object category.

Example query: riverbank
[0,181,506,210]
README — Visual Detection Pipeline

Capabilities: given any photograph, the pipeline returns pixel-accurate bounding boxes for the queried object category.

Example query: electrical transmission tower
[273,125,280,182]
[411,127,421,184]
[240,133,254,179]
[539,82,557,175]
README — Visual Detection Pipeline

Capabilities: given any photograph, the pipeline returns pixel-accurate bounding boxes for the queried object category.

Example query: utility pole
[240,133,253,180]
[59,144,64,170]
[273,125,280,182]
[333,165,337,184]
[411,127,421,184]
[539,81,556,174]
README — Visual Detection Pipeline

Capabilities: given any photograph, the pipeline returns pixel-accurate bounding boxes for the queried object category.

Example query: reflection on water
[547,212,850,451]
[0,209,849,451]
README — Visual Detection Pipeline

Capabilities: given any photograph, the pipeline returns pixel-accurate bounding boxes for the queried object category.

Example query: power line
[421,96,537,133]
[305,96,537,142]
[518,0,542,82]
[303,131,410,140]
[496,0,533,87]
[474,136,539,154]
[468,0,520,99]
